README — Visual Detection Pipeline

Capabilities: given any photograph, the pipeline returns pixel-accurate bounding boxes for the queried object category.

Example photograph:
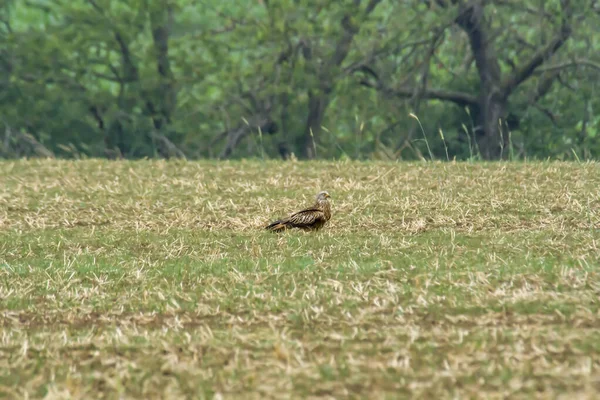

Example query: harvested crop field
[1,160,599,399]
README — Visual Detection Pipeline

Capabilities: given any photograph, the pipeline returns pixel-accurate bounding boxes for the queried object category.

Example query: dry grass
[0,159,599,399]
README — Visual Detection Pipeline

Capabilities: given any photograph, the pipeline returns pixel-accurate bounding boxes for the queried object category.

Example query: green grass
[1,159,599,399]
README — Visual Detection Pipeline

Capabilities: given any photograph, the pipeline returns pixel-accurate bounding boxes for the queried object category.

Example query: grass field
[1,159,599,399]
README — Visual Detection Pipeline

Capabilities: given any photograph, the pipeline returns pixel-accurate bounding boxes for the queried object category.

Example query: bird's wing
[286,208,326,227]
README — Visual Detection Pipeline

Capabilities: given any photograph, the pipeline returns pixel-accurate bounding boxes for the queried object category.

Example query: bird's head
[316,191,331,201]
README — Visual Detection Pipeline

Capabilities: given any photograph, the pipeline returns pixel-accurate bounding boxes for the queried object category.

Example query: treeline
[1,0,600,161]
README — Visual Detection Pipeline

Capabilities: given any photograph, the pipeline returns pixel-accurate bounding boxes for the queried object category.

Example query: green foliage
[1,0,599,159]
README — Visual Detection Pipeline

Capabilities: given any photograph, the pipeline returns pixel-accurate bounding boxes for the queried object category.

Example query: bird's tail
[265,220,287,232]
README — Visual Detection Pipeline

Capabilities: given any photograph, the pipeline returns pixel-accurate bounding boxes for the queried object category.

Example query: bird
[265,191,332,232]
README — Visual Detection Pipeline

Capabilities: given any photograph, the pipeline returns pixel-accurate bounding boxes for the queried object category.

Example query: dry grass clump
[0,159,599,399]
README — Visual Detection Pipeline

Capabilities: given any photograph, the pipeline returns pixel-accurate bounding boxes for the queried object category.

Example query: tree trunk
[278,89,292,159]
[303,91,329,159]
[301,0,382,159]
[456,1,506,160]
[149,5,176,129]
[476,91,507,160]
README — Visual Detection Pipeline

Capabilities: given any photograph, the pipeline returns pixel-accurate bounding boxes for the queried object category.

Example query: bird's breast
[323,202,332,220]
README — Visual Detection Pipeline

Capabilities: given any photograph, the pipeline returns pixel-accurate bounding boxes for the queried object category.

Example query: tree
[2,0,202,158]
[211,0,388,159]
[1,0,599,160]
[358,0,600,159]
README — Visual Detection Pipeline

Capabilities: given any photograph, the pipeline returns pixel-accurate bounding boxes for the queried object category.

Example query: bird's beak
[325,194,331,199]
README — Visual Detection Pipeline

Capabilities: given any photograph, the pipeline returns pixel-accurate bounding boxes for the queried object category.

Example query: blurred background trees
[1,0,599,160]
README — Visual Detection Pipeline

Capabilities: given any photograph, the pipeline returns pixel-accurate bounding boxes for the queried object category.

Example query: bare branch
[533,103,558,126]
[87,0,104,14]
[501,0,573,95]
[557,73,577,92]
[360,77,478,107]
[494,0,554,19]
[502,31,572,95]
[530,70,561,104]
[536,59,600,73]
[114,32,138,81]
[365,0,383,14]
[151,132,187,159]
[219,115,274,158]
[343,37,433,75]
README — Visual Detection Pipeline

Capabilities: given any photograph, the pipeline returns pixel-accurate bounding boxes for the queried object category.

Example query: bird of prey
[265,191,332,232]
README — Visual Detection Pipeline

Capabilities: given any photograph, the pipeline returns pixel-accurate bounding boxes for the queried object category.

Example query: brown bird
[265,191,332,232]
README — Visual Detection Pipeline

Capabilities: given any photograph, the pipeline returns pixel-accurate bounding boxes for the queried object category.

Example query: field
[1,159,599,399]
